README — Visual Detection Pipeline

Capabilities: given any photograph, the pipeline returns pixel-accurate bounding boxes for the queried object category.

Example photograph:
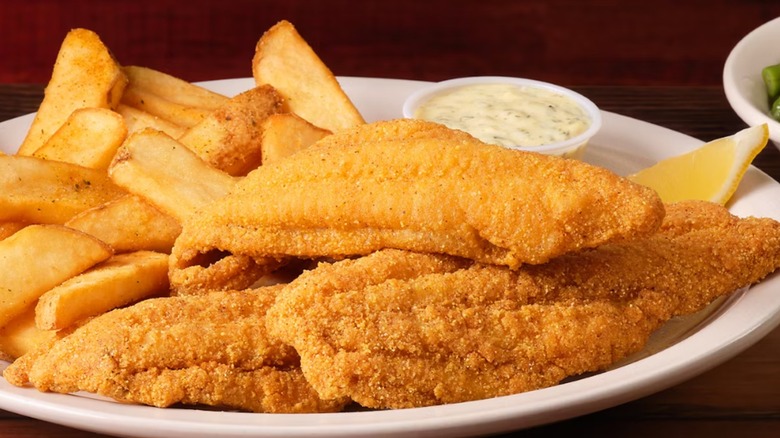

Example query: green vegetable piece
[771,95,780,122]
[763,63,780,102]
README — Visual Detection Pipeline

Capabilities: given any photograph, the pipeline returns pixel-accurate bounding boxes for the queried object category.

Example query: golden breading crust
[4,286,348,413]
[169,118,664,294]
[266,201,780,409]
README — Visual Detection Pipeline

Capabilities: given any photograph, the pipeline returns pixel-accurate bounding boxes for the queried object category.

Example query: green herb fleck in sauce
[414,83,590,148]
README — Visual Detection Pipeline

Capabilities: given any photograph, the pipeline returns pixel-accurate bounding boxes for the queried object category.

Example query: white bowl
[402,76,602,158]
[723,16,780,148]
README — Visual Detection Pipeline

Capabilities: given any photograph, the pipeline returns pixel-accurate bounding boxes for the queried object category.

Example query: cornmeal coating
[169,118,664,294]
[266,201,780,409]
[4,286,348,413]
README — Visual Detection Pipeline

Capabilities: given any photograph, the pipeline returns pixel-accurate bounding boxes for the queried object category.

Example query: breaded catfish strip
[266,201,780,409]
[4,286,348,413]
[170,119,664,294]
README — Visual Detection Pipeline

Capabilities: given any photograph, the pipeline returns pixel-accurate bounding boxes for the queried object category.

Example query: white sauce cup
[402,76,602,158]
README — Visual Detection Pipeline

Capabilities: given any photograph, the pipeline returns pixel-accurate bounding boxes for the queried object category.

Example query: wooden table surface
[0,83,779,437]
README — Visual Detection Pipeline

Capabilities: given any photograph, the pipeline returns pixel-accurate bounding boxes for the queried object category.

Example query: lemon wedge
[627,124,769,205]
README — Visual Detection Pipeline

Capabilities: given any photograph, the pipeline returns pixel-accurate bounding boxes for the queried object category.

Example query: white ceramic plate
[1,77,780,438]
[723,16,780,148]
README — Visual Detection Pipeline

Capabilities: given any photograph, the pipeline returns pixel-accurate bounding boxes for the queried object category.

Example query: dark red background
[1,0,779,86]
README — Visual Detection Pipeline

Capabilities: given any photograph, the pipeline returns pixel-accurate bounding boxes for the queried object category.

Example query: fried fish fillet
[170,119,664,294]
[265,201,780,409]
[3,286,348,413]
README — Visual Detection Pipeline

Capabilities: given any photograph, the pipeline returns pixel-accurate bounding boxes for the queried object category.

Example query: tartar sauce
[413,83,591,148]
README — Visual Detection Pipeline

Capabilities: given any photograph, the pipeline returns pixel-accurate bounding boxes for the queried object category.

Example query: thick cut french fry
[0,155,126,224]
[120,66,228,128]
[65,194,182,253]
[17,28,127,156]
[252,20,365,132]
[0,306,57,361]
[108,129,238,222]
[0,224,113,328]
[116,104,187,138]
[178,85,284,176]
[32,107,128,170]
[0,222,27,241]
[122,66,227,110]
[35,251,170,331]
[260,112,332,165]
[121,86,215,128]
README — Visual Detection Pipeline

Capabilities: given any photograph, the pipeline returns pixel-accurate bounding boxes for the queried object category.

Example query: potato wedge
[116,104,187,138]
[17,28,127,156]
[121,66,228,128]
[0,306,57,361]
[0,155,126,224]
[0,224,113,328]
[121,86,215,128]
[260,112,332,164]
[122,65,227,110]
[252,20,364,132]
[32,107,128,170]
[0,222,27,241]
[109,129,238,222]
[179,85,284,175]
[65,194,181,253]
[35,251,170,330]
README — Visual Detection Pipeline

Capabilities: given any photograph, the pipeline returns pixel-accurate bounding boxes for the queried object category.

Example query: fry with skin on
[0,222,27,241]
[178,85,284,176]
[108,129,238,223]
[122,66,227,110]
[35,251,170,331]
[121,66,228,128]
[0,307,58,361]
[116,104,187,138]
[0,154,126,224]
[260,113,332,165]
[65,194,181,254]
[252,20,364,132]
[121,87,214,129]
[17,28,127,156]
[32,107,128,170]
[0,225,113,329]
